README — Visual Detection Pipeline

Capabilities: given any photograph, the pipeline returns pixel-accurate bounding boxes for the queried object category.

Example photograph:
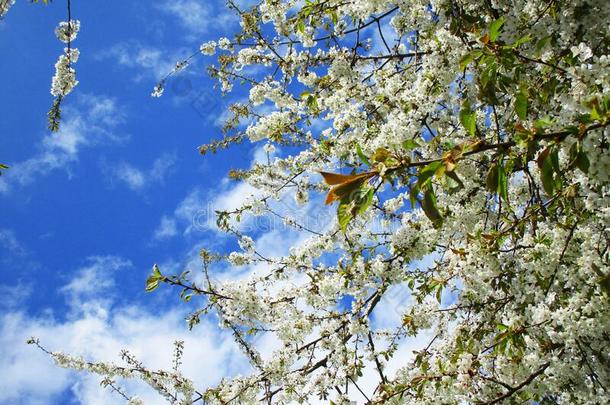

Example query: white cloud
[149,172,260,243]
[156,176,261,241]
[173,187,208,234]
[0,228,26,256]
[157,0,236,37]
[159,0,211,35]
[103,152,176,192]
[60,256,131,310]
[0,95,127,194]
[0,282,31,309]
[0,257,250,405]
[97,42,185,81]
[153,216,178,240]
[114,163,145,189]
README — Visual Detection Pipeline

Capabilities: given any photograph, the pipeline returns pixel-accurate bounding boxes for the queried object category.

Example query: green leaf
[459,101,476,135]
[409,184,420,208]
[497,162,509,202]
[296,19,305,34]
[486,164,499,192]
[435,283,442,303]
[537,148,555,196]
[417,161,443,188]
[510,34,532,48]
[459,53,474,71]
[589,104,601,121]
[444,170,464,193]
[146,264,163,293]
[402,139,420,151]
[337,201,351,231]
[421,188,443,227]
[330,11,338,24]
[459,50,483,70]
[486,162,508,202]
[575,151,590,173]
[356,144,370,166]
[180,289,193,302]
[152,264,162,278]
[535,36,551,54]
[488,16,505,42]
[534,117,553,130]
[549,148,560,173]
[337,186,374,231]
[146,277,160,292]
[356,187,374,216]
[372,147,391,163]
[515,92,528,120]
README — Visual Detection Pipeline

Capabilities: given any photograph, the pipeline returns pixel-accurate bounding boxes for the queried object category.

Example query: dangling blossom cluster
[50,48,79,97]
[54,19,80,43]
[50,19,80,97]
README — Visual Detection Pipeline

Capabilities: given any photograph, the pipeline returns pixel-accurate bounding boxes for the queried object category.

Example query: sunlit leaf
[488,16,505,42]
[515,92,528,120]
[459,101,476,135]
[320,171,366,185]
[537,147,555,196]
[421,187,443,226]
[356,144,370,166]
[417,161,443,188]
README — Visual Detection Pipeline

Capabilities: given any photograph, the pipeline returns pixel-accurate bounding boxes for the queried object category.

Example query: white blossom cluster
[199,40,216,55]
[54,19,80,43]
[50,20,80,97]
[50,48,79,97]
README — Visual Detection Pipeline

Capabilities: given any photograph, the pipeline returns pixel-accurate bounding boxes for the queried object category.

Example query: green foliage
[459,101,476,135]
[486,161,509,202]
[145,264,164,292]
[515,92,528,120]
[488,16,505,42]
[537,146,561,196]
[355,144,370,166]
[47,96,62,133]
[421,187,443,227]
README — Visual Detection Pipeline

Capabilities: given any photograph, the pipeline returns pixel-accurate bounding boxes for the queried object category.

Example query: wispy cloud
[0,95,127,194]
[102,152,176,192]
[152,177,259,242]
[60,256,132,315]
[153,215,178,240]
[96,42,185,81]
[0,228,26,256]
[0,282,32,310]
[157,0,236,38]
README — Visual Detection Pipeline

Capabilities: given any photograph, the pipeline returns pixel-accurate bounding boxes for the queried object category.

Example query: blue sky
[0,1,263,403]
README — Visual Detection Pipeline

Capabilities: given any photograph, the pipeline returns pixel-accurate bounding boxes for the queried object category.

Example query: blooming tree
[21,0,610,403]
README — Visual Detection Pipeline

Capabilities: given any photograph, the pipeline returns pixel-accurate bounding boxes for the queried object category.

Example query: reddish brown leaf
[320,171,364,185]
[322,172,377,205]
